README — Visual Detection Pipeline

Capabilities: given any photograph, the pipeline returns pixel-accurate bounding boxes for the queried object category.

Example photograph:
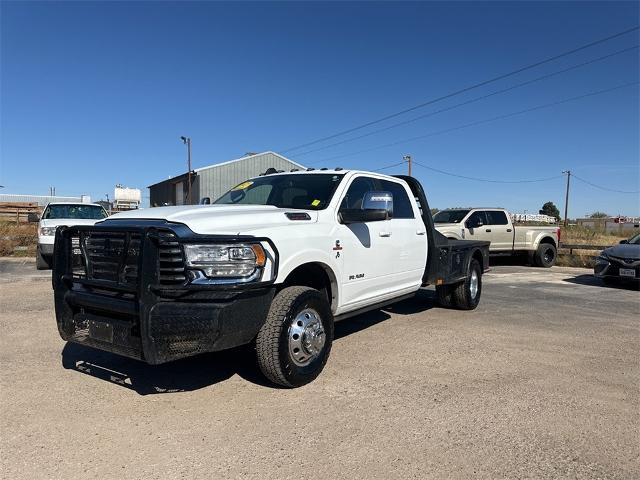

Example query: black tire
[436,284,455,308]
[452,259,482,310]
[534,242,556,268]
[256,286,334,388]
[36,247,51,270]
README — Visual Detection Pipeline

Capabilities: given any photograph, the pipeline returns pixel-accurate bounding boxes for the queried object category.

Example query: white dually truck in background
[52,170,489,387]
[433,208,560,267]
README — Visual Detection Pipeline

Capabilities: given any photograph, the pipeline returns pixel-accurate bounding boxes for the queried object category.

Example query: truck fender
[532,233,557,250]
[276,250,341,312]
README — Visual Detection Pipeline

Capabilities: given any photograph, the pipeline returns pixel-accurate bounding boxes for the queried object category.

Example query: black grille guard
[52,219,279,364]
[53,219,280,294]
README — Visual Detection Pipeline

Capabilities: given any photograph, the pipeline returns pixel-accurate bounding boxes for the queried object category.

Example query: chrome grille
[157,232,186,285]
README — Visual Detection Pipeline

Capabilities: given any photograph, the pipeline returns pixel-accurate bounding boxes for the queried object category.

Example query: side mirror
[339,191,393,224]
[27,213,40,223]
[201,197,211,205]
[362,191,393,215]
[619,239,629,244]
[465,219,482,229]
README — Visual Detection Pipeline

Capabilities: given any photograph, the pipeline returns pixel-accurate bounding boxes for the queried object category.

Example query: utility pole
[403,154,412,176]
[180,136,192,204]
[562,170,571,227]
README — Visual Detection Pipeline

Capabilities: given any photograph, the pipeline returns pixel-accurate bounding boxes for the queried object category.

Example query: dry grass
[0,222,38,257]
[557,225,634,268]
[562,225,632,245]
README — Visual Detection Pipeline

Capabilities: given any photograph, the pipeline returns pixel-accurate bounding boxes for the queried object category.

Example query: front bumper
[38,242,55,257]
[594,256,640,281]
[53,221,277,364]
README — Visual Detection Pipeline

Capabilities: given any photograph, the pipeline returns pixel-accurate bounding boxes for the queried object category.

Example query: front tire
[452,259,482,310]
[36,247,51,270]
[256,286,334,388]
[534,243,556,268]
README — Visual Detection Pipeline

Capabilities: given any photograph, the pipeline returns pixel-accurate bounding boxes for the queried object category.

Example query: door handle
[416,230,426,235]
[485,229,492,232]
[507,229,512,232]
[379,231,392,237]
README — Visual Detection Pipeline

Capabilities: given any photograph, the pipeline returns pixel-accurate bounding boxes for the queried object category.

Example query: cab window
[486,210,509,225]
[339,177,378,210]
[467,211,488,226]
[380,180,414,219]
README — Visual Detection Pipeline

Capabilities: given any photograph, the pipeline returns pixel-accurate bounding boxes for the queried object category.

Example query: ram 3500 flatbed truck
[53,170,489,387]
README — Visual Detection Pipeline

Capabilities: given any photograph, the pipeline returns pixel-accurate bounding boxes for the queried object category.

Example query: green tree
[430,208,439,216]
[539,201,560,221]
[588,211,609,218]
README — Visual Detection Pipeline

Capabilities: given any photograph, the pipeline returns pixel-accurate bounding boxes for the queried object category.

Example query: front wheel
[36,246,51,270]
[256,286,334,388]
[452,259,482,310]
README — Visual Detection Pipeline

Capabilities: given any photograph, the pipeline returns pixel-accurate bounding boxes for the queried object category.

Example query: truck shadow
[563,274,639,290]
[61,290,438,394]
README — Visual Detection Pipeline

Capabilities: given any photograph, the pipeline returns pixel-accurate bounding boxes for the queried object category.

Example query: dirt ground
[0,261,638,479]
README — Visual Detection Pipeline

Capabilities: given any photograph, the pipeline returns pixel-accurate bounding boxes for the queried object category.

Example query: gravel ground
[0,262,638,479]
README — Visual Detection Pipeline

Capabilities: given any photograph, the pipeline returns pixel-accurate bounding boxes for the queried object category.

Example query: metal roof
[147,151,305,188]
[194,151,305,173]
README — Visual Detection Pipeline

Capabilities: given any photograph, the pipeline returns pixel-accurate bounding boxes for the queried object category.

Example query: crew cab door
[464,211,494,247]
[335,176,402,309]
[485,210,514,251]
[379,178,427,290]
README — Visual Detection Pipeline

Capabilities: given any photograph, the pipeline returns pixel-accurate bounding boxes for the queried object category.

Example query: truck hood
[102,205,319,234]
[40,218,104,229]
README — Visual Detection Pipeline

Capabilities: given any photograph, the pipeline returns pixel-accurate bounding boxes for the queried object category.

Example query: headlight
[184,243,267,281]
[40,227,57,236]
[596,253,609,263]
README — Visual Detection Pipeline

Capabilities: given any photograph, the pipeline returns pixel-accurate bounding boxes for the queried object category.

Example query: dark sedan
[594,233,640,285]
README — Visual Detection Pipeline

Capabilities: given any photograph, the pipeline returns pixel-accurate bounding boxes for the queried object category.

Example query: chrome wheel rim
[469,270,479,299]
[288,308,325,367]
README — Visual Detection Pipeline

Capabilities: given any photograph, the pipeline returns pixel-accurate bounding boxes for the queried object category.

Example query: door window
[340,177,378,210]
[467,211,488,227]
[380,180,414,219]
[486,210,509,225]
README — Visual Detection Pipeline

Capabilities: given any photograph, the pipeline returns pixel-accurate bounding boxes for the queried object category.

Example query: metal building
[0,193,92,206]
[148,151,305,207]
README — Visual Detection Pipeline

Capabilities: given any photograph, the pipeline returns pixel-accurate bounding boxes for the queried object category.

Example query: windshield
[215,173,345,210]
[433,209,470,224]
[42,204,108,220]
[629,233,640,245]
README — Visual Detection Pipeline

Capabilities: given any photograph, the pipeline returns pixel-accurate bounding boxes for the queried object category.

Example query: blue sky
[1,1,638,216]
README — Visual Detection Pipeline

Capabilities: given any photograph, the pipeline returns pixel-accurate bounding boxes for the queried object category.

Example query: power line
[413,161,563,184]
[310,81,639,164]
[281,26,639,153]
[372,161,406,172]
[295,45,639,160]
[572,173,639,194]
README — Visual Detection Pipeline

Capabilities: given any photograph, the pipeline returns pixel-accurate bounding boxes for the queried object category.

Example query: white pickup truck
[28,202,109,270]
[433,208,560,267]
[52,170,489,387]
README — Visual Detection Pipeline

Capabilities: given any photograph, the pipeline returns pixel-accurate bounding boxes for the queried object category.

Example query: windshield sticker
[232,181,253,191]
[311,199,321,207]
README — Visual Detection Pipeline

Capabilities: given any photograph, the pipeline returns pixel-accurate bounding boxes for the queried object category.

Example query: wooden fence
[0,202,41,224]
[559,243,609,254]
